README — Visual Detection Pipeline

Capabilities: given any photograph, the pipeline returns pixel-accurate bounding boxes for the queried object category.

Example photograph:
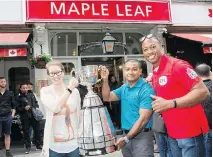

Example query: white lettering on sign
[101,4,109,16]
[135,5,145,16]
[146,6,152,16]
[82,3,90,15]
[92,3,100,16]
[125,5,132,16]
[116,4,124,16]
[50,2,153,17]
[51,2,65,15]
[68,3,80,15]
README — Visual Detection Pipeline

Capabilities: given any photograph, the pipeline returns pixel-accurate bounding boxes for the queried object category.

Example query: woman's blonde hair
[46,60,65,74]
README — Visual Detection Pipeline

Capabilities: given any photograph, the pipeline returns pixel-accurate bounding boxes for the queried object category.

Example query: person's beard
[0,85,6,89]
[20,91,27,95]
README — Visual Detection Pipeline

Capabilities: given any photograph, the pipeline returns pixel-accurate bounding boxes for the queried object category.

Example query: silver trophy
[76,65,116,156]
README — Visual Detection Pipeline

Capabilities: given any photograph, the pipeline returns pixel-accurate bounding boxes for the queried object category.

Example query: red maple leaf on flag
[208,9,212,18]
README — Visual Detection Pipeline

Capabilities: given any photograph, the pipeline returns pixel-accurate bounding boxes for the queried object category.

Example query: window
[51,33,77,56]
[62,62,75,85]
[125,33,143,55]
[79,33,123,56]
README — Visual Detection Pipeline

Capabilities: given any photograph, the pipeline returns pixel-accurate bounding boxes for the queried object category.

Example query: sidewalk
[0,146,160,157]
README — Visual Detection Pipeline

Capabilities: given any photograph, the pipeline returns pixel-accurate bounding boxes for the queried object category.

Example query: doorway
[2,58,34,95]
[8,67,30,95]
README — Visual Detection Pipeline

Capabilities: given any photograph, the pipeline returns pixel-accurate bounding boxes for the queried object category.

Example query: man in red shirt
[141,34,209,157]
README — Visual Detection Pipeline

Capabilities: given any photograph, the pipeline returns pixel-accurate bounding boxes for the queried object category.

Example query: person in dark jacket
[16,83,42,154]
[27,82,45,145]
[109,75,121,129]
[0,77,16,157]
[195,63,212,157]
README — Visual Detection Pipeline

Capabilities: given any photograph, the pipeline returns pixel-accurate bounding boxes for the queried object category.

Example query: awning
[171,33,212,44]
[0,33,30,45]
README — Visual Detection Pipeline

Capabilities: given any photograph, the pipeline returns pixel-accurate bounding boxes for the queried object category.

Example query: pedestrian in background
[195,63,212,157]
[16,83,42,154]
[0,77,16,157]
[109,75,121,129]
[27,82,46,145]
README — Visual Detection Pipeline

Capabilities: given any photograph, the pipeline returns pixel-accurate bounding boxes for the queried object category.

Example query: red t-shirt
[152,55,209,139]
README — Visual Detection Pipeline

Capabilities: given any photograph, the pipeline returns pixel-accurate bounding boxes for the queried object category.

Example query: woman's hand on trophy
[67,77,79,91]
[100,66,109,81]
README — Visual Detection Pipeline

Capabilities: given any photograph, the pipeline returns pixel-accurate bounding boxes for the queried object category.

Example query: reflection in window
[125,33,143,55]
[62,62,75,85]
[79,33,123,56]
[51,33,77,56]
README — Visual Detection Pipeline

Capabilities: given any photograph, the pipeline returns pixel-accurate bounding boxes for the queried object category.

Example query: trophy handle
[70,68,76,77]
[70,68,80,81]
[96,65,105,84]
[70,68,87,86]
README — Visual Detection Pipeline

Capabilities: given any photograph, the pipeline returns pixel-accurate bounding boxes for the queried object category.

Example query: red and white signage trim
[203,47,212,54]
[0,48,27,57]
[26,0,172,23]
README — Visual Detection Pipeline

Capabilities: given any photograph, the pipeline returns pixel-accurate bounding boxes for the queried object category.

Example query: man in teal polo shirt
[101,59,155,157]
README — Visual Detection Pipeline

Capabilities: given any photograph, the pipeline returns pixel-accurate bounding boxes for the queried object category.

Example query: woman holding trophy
[40,60,80,157]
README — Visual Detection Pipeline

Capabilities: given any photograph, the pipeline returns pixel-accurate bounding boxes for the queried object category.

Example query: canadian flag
[208,9,212,18]
[8,49,17,57]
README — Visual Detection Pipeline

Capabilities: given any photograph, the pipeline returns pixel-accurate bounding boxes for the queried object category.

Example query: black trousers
[105,102,121,129]
[21,116,41,148]
[111,103,121,129]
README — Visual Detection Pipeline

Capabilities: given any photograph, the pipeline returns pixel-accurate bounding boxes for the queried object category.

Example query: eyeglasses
[139,34,156,43]
[48,71,63,77]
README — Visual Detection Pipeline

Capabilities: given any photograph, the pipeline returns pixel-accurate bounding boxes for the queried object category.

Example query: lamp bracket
[79,42,102,52]
[79,42,129,54]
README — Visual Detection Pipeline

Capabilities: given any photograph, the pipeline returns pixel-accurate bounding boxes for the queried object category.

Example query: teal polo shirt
[113,78,155,130]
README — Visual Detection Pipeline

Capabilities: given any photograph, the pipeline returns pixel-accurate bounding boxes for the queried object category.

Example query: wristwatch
[124,136,130,144]
[66,88,72,94]
[173,99,177,108]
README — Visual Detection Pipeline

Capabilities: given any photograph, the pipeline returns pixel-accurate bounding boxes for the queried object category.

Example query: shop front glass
[49,31,150,85]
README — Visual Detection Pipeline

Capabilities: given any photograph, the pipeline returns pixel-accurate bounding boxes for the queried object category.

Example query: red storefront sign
[26,0,171,23]
[0,48,27,57]
[203,47,212,54]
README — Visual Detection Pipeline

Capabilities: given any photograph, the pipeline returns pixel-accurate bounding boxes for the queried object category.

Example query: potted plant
[29,54,52,69]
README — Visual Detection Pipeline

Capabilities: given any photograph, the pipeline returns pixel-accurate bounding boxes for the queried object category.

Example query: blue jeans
[49,148,80,157]
[168,134,205,157]
[159,133,173,157]
[204,130,212,157]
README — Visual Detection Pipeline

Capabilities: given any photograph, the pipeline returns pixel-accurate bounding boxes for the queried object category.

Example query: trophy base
[79,145,116,156]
